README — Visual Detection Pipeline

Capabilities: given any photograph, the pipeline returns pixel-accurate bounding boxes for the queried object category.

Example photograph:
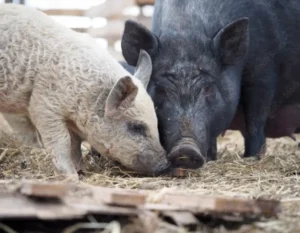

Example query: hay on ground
[0,131,300,233]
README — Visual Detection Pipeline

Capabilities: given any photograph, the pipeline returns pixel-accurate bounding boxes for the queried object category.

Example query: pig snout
[151,159,172,176]
[136,148,171,176]
[168,138,205,169]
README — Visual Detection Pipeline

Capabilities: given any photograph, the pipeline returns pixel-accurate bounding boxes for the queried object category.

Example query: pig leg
[1,113,43,148]
[242,78,275,158]
[28,104,78,177]
[70,132,85,172]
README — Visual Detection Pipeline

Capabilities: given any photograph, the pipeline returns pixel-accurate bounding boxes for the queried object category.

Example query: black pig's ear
[121,20,159,66]
[213,17,249,65]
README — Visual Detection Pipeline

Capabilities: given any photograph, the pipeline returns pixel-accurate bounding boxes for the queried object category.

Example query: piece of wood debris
[136,0,155,6]
[0,195,86,220]
[0,181,281,223]
[162,211,199,227]
[159,194,281,218]
[19,181,68,198]
[93,187,146,207]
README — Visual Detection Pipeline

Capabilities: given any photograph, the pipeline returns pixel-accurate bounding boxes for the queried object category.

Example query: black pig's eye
[203,85,214,96]
[127,121,147,137]
[156,86,166,95]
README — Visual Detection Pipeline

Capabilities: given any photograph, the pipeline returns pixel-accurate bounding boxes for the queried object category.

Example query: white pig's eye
[127,121,147,137]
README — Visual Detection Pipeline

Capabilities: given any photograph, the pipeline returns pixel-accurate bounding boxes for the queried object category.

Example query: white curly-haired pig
[0,4,170,179]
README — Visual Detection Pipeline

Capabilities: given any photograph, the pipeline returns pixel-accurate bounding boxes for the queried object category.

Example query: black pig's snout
[168,142,205,169]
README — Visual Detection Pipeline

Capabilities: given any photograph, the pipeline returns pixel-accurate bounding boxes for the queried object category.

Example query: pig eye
[203,85,214,96]
[127,121,147,137]
[155,85,166,95]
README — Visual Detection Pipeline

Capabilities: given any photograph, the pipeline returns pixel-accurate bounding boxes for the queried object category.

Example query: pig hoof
[243,153,261,160]
[77,170,86,180]
[77,170,85,176]
[89,147,101,158]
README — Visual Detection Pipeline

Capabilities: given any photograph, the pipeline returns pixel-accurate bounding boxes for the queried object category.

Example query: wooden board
[0,180,281,222]
[41,9,85,16]
[136,0,156,6]
[20,181,68,198]
[86,0,134,18]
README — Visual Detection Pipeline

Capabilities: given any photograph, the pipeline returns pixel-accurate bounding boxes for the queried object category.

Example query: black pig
[121,0,300,168]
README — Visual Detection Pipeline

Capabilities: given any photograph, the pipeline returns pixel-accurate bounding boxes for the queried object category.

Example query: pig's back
[0,4,129,114]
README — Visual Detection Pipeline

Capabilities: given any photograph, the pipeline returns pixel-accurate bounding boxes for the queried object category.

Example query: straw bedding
[0,130,299,233]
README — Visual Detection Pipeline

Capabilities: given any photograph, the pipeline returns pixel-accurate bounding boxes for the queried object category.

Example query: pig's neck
[85,114,118,157]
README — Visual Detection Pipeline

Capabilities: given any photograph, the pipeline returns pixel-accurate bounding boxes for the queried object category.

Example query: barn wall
[13,0,156,60]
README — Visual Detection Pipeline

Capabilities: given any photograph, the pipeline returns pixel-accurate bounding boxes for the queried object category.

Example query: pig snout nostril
[169,145,205,169]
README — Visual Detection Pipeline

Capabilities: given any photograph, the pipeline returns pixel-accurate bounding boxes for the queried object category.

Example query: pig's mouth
[150,161,172,176]
[167,138,206,169]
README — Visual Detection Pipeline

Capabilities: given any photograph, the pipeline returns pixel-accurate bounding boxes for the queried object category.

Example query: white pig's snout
[135,149,171,176]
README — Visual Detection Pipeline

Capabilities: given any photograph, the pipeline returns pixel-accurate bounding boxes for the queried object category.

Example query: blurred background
[1,0,155,60]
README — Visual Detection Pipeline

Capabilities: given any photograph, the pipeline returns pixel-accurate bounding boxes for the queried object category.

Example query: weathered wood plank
[159,194,281,217]
[162,211,199,227]
[0,181,281,221]
[86,0,134,18]
[87,17,151,39]
[98,189,146,207]
[41,9,86,16]
[136,0,155,6]
[20,181,68,198]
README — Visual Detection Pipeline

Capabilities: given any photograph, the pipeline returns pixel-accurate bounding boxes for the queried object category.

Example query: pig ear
[133,50,152,88]
[213,17,249,65]
[104,76,138,118]
[121,20,158,66]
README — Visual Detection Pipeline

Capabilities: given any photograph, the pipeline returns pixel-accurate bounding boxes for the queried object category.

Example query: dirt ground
[0,131,300,233]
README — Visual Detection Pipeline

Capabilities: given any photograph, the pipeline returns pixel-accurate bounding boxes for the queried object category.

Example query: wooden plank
[0,194,139,220]
[87,18,151,39]
[91,187,146,207]
[41,9,86,16]
[71,28,88,33]
[159,194,281,217]
[64,199,139,216]
[162,211,199,227]
[136,0,155,6]
[0,181,281,221]
[86,0,134,18]
[102,192,146,206]
[0,195,87,219]
[19,181,68,198]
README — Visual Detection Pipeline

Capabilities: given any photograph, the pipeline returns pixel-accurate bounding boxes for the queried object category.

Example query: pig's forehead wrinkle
[153,64,215,86]
[153,52,218,76]
[158,33,210,58]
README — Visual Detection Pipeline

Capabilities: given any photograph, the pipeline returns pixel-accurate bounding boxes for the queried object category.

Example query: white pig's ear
[134,50,152,88]
[105,76,138,118]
